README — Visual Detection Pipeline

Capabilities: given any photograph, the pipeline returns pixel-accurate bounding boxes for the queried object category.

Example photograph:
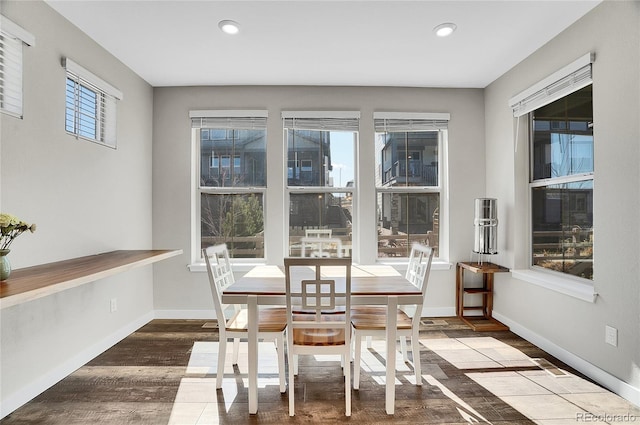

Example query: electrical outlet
[110,298,118,313]
[605,325,617,347]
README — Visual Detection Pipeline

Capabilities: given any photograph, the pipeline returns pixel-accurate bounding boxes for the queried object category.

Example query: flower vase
[0,249,11,281]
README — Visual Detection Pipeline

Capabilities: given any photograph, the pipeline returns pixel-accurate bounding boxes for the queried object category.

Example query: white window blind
[190,110,268,129]
[509,52,594,117]
[0,15,35,118]
[373,112,450,131]
[63,57,121,148]
[282,111,360,132]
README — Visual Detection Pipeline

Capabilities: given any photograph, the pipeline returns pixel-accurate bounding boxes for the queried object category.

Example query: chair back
[300,237,343,258]
[203,244,238,327]
[284,257,351,346]
[405,243,435,294]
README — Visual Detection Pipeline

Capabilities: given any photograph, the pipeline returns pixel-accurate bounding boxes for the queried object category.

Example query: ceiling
[45,0,601,88]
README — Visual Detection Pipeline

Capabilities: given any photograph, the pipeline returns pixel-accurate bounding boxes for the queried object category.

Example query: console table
[0,249,182,309]
[456,261,509,331]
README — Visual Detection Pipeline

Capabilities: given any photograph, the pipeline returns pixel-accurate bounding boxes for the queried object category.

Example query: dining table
[221,264,424,415]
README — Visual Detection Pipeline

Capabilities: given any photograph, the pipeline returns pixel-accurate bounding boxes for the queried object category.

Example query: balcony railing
[382,161,437,186]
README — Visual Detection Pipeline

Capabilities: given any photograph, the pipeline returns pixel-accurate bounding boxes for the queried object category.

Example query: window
[374,112,449,258]
[0,15,35,118]
[63,58,122,148]
[510,53,594,280]
[192,110,267,259]
[283,112,359,257]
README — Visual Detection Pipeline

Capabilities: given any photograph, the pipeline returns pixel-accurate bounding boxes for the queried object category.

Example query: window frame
[0,15,35,118]
[509,52,597,301]
[527,87,594,281]
[373,112,450,261]
[191,110,268,263]
[63,57,122,149]
[282,111,360,258]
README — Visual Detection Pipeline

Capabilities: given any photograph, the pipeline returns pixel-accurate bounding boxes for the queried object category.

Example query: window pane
[65,78,99,140]
[201,193,264,258]
[287,130,355,188]
[288,192,352,256]
[200,129,266,187]
[532,85,593,180]
[532,181,593,279]
[377,193,439,257]
[375,131,438,187]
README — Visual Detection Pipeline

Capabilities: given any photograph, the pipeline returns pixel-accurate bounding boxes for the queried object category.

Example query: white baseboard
[155,308,454,320]
[154,309,216,320]
[492,311,640,408]
[423,306,456,317]
[0,312,154,419]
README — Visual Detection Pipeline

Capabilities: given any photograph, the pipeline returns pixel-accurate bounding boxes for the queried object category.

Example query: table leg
[485,274,494,319]
[248,295,258,414]
[386,296,398,415]
[455,265,463,317]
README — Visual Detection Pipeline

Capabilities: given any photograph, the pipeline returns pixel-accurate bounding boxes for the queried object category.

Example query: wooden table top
[457,261,509,274]
[224,265,421,297]
[0,249,182,308]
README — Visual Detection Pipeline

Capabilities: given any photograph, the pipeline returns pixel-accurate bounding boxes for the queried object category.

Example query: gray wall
[485,1,640,401]
[152,86,486,316]
[0,0,158,415]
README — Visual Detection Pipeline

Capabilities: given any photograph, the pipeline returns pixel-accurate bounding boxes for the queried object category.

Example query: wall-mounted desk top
[0,249,182,309]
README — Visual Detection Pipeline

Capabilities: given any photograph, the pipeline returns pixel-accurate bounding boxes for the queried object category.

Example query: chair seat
[227,308,287,333]
[291,313,347,346]
[351,306,413,331]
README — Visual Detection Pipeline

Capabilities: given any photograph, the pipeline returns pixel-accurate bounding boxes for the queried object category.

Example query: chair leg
[216,337,227,389]
[366,335,372,349]
[293,354,299,376]
[353,333,362,390]
[288,349,295,416]
[345,350,351,416]
[276,334,286,393]
[232,338,240,365]
[412,328,422,385]
[400,336,409,362]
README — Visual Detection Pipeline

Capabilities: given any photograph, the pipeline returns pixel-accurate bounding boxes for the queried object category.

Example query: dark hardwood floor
[2,318,637,424]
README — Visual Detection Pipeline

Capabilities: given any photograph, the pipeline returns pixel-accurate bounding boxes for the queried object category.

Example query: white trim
[509,52,594,117]
[62,57,123,100]
[373,111,450,121]
[422,306,456,317]
[0,312,153,419]
[281,110,361,119]
[188,260,451,273]
[493,311,640,407]
[189,109,268,118]
[511,269,597,303]
[0,15,35,46]
[154,309,216,320]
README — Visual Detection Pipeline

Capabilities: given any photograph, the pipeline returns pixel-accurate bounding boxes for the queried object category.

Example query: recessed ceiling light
[218,20,240,35]
[433,23,457,37]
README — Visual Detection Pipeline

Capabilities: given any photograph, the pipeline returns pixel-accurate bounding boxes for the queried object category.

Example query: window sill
[188,262,264,273]
[188,259,452,273]
[511,269,597,303]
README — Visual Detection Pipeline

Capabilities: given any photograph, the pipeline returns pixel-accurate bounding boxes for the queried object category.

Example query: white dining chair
[203,244,287,393]
[300,236,343,258]
[284,257,353,416]
[351,243,434,389]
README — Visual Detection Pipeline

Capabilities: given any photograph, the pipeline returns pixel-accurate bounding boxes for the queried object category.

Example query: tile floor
[1,318,638,424]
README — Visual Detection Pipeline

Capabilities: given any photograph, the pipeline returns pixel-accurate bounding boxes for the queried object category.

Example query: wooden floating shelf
[0,249,182,309]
